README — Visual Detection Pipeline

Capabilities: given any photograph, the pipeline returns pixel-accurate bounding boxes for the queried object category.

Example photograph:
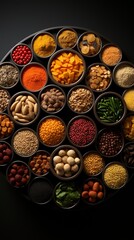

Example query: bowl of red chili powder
[20,62,48,92]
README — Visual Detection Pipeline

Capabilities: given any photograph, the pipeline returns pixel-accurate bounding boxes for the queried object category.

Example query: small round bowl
[11,127,39,158]
[47,48,86,87]
[11,43,33,67]
[0,62,20,89]
[85,62,112,93]
[37,115,66,147]
[77,31,102,57]
[99,43,122,67]
[67,84,95,114]
[83,150,105,177]
[56,27,78,49]
[93,91,127,126]
[122,113,134,141]
[31,31,57,59]
[0,88,10,113]
[20,62,48,92]
[95,127,124,158]
[67,115,97,148]
[0,113,14,140]
[80,177,106,205]
[28,176,54,205]
[122,141,134,169]
[6,160,31,188]
[0,140,14,167]
[49,144,83,181]
[53,181,81,210]
[102,161,129,190]
[38,84,66,114]
[28,150,51,177]
[113,61,134,89]
[122,87,134,112]
[7,91,40,126]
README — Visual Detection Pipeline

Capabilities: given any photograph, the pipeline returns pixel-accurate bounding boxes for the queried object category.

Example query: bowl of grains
[102,161,129,190]
[38,84,66,114]
[67,84,95,114]
[47,48,86,87]
[0,88,10,113]
[11,127,39,158]
[0,113,14,140]
[85,62,112,93]
[49,144,83,181]
[56,27,78,49]
[0,62,19,89]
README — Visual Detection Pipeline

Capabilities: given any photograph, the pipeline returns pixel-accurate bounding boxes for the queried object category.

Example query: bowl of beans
[11,43,33,67]
[0,113,14,140]
[38,84,66,114]
[49,144,83,181]
[47,48,86,87]
[67,115,97,148]
[0,62,19,89]
[0,141,14,167]
[67,84,95,114]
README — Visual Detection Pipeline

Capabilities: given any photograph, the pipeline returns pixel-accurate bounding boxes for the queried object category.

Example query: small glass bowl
[85,62,112,93]
[20,62,48,92]
[67,115,97,148]
[7,91,40,126]
[6,160,31,188]
[77,31,102,58]
[0,113,14,140]
[49,144,83,181]
[93,91,127,126]
[67,84,95,114]
[47,48,86,87]
[28,150,51,177]
[113,61,134,89]
[102,161,129,190]
[38,84,66,114]
[0,62,20,89]
[56,27,78,49]
[0,140,14,167]
[31,31,57,59]
[0,88,10,113]
[80,177,106,205]
[37,115,66,147]
[11,43,33,67]
[99,43,122,67]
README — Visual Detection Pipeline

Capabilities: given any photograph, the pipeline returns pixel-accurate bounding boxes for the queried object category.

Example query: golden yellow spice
[123,89,134,111]
[33,34,56,57]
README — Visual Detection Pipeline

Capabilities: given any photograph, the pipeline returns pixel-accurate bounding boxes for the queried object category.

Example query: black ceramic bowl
[0,140,14,167]
[122,141,134,169]
[0,113,14,140]
[47,48,86,87]
[49,144,83,181]
[0,88,10,113]
[122,87,134,112]
[56,27,78,49]
[122,113,134,141]
[11,43,33,67]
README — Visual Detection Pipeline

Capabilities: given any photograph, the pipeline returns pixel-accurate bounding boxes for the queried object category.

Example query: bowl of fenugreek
[47,49,86,87]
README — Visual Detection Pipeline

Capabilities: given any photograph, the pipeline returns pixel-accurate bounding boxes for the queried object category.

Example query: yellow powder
[123,89,134,111]
[33,34,56,57]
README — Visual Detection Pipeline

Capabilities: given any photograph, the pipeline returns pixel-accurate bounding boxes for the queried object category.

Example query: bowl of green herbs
[93,91,127,126]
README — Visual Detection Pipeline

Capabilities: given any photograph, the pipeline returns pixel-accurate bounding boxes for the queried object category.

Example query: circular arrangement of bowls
[0,26,134,209]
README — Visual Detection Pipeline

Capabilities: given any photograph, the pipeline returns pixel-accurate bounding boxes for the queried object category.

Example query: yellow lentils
[83,152,104,176]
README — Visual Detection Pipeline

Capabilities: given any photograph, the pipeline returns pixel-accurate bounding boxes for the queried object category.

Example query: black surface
[0,1,134,239]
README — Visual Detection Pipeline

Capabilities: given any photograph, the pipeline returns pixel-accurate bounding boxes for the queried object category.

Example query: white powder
[115,65,134,87]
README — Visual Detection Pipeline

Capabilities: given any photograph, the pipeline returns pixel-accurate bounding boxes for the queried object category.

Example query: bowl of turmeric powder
[47,49,86,87]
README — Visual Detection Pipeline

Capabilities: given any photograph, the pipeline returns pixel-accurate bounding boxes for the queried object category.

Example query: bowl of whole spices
[56,27,78,49]
[122,113,134,141]
[0,62,19,89]
[49,144,83,181]
[6,160,31,188]
[102,161,129,190]
[93,91,127,126]
[122,142,134,169]
[28,177,54,205]
[0,88,10,113]
[67,84,94,114]
[0,141,14,167]
[38,84,66,114]
[67,115,97,148]
[37,115,66,147]
[11,127,39,158]
[11,43,33,67]
[0,113,14,140]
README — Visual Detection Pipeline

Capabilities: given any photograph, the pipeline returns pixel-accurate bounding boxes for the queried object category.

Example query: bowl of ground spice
[47,48,86,87]
[122,87,134,112]
[67,84,95,114]
[77,31,102,57]
[20,62,48,92]
[0,88,10,113]
[57,27,78,49]
[11,43,33,67]
[31,31,57,59]
[11,127,39,158]
[8,91,40,126]
[67,115,97,148]
[37,115,66,147]
[100,43,122,67]
[0,62,19,89]
[38,84,66,114]
[0,113,14,140]
[102,161,129,190]
[113,61,134,89]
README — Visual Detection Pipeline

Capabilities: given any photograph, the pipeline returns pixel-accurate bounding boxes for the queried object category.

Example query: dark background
[0,1,134,239]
